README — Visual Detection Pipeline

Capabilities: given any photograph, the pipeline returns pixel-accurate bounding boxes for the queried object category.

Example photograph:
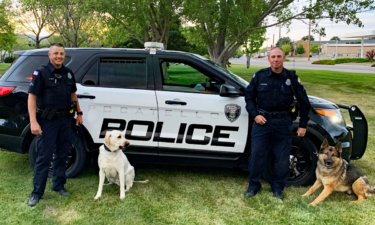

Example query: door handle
[77,94,96,99]
[165,100,187,105]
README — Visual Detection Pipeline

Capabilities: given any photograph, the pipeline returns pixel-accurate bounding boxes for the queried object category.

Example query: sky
[262,11,375,48]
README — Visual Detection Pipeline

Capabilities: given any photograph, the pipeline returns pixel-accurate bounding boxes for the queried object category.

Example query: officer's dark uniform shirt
[28,61,77,110]
[244,67,311,128]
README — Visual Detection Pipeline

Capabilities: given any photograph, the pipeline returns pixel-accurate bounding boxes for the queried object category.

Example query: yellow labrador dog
[94,130,148,200]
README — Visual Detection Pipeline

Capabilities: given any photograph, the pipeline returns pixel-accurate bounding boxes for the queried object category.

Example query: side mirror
[219,84,240,97]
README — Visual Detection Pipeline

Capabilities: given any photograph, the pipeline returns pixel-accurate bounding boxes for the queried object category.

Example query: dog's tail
[134,179,149,184]
[367,186,375,194]
[363,176,375,195]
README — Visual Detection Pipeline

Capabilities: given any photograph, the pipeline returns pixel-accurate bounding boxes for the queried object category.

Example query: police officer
[244,47,311,200]
[27,43,83,207]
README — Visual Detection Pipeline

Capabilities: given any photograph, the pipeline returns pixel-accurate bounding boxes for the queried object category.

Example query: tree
[182,0,374,67]
[167,20,193,52]
[0,1,17,62]
[13,36,34,51]
[366,49,375,63]
[296,44,305,56]
[302,35,315,41]
[12,0,55,49]
[281,44,291,55]
[276,37,292,47]
[330,36,341,41]
[46,0,102,47]
[310,44,319,54]
[243,30,266,69]
[91,0,182,50]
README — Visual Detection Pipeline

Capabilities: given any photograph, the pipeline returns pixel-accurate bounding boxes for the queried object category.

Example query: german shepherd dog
[302,139,375,206]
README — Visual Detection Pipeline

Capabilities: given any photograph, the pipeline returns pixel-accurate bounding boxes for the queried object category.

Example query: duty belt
[37,108,69,120]
[257,110,290,119]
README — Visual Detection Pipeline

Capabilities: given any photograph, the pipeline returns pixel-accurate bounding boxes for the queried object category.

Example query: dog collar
[103,144,112,152]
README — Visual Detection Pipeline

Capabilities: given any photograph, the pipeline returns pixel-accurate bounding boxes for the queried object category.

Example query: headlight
[314,108,346,126]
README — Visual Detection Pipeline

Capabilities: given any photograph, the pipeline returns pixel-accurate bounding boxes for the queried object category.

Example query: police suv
[0,43,368,187]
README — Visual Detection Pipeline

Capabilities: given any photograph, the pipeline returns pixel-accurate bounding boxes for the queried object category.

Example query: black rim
[289,144,311,182]
[48,144,75,172]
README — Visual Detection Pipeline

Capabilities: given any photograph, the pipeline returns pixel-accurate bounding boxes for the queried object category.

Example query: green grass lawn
[0,63,11,76]
[1,63,375,224]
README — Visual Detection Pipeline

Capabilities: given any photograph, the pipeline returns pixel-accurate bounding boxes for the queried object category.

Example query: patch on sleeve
[33,71,39,76]
[253,73,256,78]
[30,82,34,86]
[298,77,302,85]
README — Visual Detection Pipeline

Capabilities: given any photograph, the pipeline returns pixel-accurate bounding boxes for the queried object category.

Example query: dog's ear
[104,132,111,146]
[335,142,343,156]
[320,139,329,152]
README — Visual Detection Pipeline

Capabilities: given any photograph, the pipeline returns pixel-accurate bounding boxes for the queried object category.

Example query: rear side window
[81,58,147,89]
[6,55,71,82]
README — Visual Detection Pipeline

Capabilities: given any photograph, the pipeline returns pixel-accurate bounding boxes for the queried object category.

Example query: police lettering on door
[99,119,239,147]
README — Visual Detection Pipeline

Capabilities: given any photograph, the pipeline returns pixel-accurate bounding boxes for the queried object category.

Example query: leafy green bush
[313,58,370,65]
[312,59,335,65]
[4,56,17,63]
[335,58,370,64]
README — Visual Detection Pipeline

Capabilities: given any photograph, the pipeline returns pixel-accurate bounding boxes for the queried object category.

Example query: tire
[262,136,318,187]
[28,129,87,178]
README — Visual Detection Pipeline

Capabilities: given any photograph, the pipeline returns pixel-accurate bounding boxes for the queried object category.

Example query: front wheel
[28,129,87,178]
[263,136,318,187]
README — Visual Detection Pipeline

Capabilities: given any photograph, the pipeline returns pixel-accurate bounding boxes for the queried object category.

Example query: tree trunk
[246,54,252,69]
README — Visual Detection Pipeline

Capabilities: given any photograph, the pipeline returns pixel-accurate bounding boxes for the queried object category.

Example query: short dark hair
[50,43,64,48]
[269,47,285,56]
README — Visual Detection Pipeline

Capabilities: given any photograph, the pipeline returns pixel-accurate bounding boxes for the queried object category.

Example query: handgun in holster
[40,108,51,119]
[46,109,57,120]
[69,101,77,118]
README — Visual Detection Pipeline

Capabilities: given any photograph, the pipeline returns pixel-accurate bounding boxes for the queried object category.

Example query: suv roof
[15,48,196,57]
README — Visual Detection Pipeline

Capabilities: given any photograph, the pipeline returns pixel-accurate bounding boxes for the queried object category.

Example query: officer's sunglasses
[54,73,62,80]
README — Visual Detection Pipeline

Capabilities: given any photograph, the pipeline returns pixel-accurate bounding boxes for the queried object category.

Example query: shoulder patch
[33,71,39,76]
[253,73,256,78]
[298,77,302,85]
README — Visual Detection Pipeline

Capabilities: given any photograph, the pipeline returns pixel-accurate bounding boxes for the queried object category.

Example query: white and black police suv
[0,42,368,186]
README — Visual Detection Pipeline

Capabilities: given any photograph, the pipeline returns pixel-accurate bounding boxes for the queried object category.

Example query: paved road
[230,56,375,74]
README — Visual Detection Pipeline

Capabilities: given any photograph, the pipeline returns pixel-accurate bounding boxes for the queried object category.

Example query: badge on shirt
[33,71,39,76]
[285,79,291,86]
[68,73,72,79]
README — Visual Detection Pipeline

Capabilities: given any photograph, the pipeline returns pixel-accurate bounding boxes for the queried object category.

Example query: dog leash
[264,121,305,152]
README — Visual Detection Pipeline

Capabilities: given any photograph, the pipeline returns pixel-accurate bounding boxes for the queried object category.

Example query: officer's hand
[255,115,267,125]
[31,121,42,135]
[297,128,306,137]
[76,115,83,126]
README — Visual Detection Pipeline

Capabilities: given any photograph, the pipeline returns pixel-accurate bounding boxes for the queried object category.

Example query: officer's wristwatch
[77,111,83,116]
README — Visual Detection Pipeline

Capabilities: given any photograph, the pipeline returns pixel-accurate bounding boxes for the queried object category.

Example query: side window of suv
[82,58,147,89]
[160,60,222,94]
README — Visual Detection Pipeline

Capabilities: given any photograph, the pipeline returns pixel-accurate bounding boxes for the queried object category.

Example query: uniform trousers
[31,116,71,198]
[247,117,293,193]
